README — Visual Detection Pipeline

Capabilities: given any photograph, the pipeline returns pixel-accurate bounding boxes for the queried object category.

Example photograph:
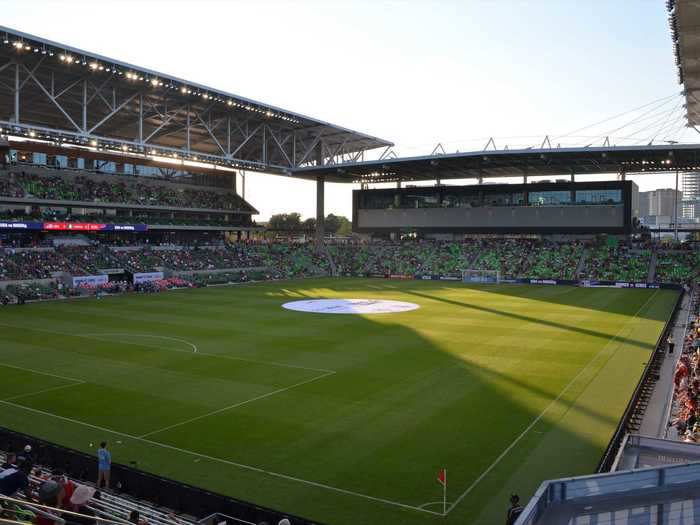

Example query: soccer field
[0,278,678,524]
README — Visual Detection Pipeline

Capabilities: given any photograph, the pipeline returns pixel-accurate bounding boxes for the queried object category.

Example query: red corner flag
[438,469,447,486]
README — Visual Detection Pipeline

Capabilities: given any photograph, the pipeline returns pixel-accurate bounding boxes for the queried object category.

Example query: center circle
[282,298,420,315]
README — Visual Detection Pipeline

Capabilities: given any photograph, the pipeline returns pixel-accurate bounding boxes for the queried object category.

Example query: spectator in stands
[35,479,64,525]
[0,457,32,497]
[96,442,110,490]
[505,493,524,525]
[51,470,75,510]
[1,452,17,469]
[129,510,147,525]
[67,485,96,525]
[278,520,290,525]
[668,334,675,355]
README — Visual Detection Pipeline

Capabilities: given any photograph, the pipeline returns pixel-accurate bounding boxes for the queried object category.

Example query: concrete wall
[357,205,624,230]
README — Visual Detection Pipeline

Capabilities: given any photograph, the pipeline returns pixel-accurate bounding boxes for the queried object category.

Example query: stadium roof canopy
[290,143,700,183]
[669,0,700,127]
[0,26,392,174]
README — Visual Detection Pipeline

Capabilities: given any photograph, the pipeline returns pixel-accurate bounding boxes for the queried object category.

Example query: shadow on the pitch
[403,289,658,352]
[0,279,649,525]
[451,282,674,321]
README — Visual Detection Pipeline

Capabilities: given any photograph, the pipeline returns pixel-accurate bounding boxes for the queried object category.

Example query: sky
[3,0,692,220]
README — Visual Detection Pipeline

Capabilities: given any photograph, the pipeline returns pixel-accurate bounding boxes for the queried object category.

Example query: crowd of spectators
[655,250,700,284]
[0,210,248,228]
[583,245,651,282]
[0,171,254,212]
[670,288,700,442]
[329,239,584,280]
[3,239,700,297]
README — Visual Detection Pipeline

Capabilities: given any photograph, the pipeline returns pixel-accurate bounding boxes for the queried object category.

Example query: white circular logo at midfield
[282,298,420,315]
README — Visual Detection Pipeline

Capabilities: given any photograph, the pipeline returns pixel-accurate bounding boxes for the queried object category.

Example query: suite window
[527,191,572,206]
[575,189,622,205]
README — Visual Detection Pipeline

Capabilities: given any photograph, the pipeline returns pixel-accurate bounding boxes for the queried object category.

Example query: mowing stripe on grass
[0,362,86,384]
[0,401,443,516]
[443,289,659,515]
[0,323,335,374]
[139,369,337,438]
[3,381,86,402]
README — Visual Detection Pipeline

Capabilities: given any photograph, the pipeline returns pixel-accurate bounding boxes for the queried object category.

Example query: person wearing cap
[68,485,96,525]
[278,519,291,525]
[505,493,524,525]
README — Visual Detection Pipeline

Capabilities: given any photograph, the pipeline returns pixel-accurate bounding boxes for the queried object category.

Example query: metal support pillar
[396,181,402,189]
[138,94,143,143]
[316,175,325,246]
[14,61,19,123]
[82,79,88,133]
[675,169,679,241]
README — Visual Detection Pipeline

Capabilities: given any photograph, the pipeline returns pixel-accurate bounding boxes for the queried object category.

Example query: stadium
[2,3,700,525]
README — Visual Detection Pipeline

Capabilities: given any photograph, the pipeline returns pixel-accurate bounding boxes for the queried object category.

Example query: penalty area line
[138,369,337,438]
[0,400,442,517]
[2,381,86,402]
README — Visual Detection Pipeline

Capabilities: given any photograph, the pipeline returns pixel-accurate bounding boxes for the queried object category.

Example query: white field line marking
[0,362,85,384]
[418,501,453,510]
[0,322,334,374]
[3,381,86,402]
[139,370,336,438]
[85,332,335,374]
[0,400,442,517]
[444,289,660,515]
[83,333,199,353]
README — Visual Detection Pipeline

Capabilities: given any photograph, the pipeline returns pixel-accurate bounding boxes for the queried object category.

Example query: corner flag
[437,469,447,514]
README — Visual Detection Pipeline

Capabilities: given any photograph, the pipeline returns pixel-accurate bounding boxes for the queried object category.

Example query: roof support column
[186,106,191,152]
[316,175,325,246]
[138,94,143,143]
[82,79,87,133]
[13,61,19,123]
[675,169,679,242]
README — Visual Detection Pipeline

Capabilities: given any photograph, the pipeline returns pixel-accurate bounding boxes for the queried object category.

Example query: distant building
[683,172,700,218]
[638,188,682,217]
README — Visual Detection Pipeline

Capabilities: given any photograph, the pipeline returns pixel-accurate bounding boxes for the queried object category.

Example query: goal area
[461,269,500,284]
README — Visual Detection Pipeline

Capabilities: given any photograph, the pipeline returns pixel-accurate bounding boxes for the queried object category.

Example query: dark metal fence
[0,426,321,525]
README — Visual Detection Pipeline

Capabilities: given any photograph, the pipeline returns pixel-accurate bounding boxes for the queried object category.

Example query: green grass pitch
[0,278,678,524]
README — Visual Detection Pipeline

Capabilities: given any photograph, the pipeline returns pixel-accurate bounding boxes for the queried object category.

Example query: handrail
[0,494,122,524]
[516,458,700,525]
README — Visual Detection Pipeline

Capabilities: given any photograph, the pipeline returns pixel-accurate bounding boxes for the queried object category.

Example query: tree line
[267,213,352,236]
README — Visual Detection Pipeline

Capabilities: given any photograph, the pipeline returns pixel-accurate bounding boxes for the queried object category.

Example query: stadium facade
[353,180,639,236]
